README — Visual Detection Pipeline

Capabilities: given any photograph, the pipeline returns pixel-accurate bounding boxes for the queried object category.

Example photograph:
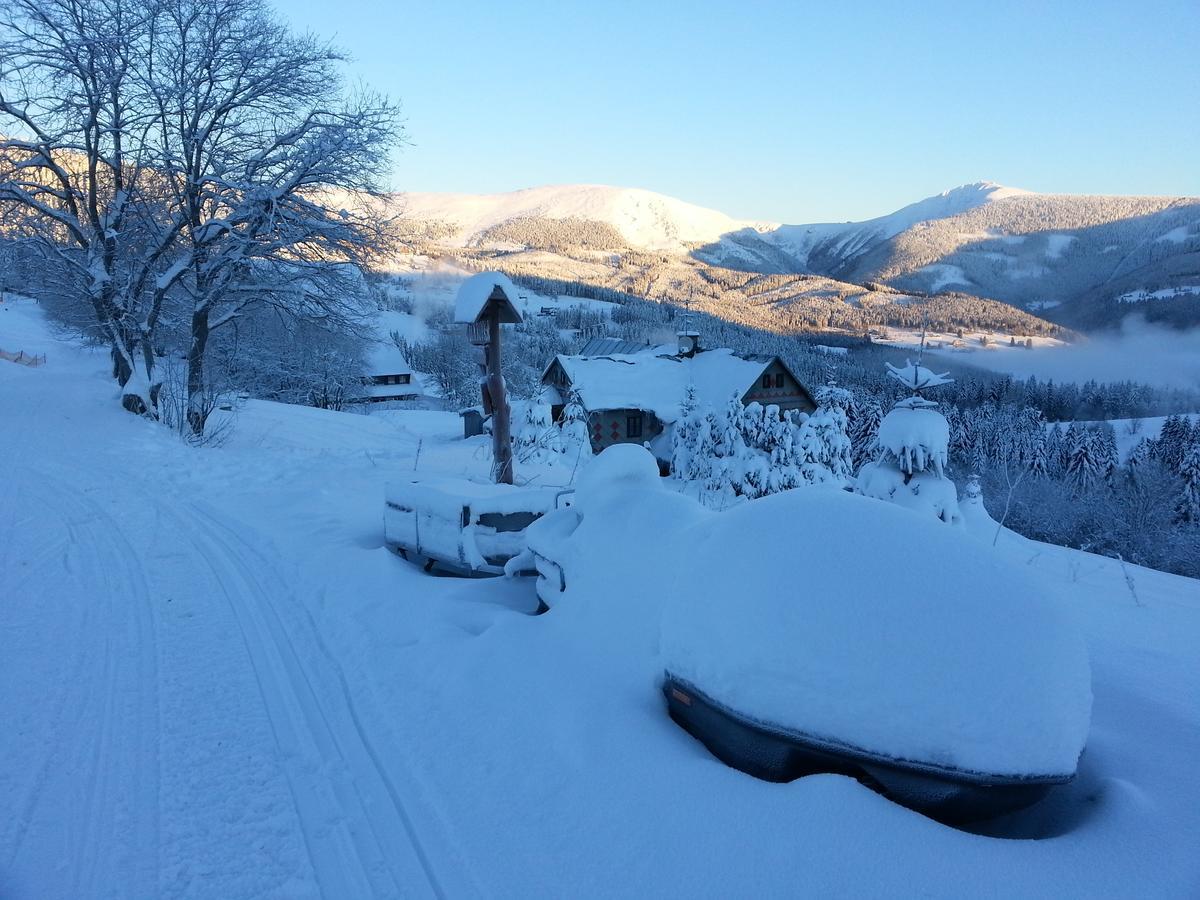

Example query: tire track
[1,472,161,899]
[190,504,484,899]
[164,502,452,898]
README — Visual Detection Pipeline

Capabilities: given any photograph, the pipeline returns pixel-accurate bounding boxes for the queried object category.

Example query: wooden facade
[741,360,817,414]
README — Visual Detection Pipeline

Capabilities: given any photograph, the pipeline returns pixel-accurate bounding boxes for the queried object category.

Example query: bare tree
[1,0,402,427]
[0,0,189,414]
[142,0,402,432]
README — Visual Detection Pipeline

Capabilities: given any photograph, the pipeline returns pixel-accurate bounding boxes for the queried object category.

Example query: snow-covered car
[660,488,1093,825]
[520,445,1091,823]
[519,444,707,611]
[385,477,563,577]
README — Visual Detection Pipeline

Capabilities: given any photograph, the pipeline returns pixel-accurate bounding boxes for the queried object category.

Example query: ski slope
[1,296,1199,897]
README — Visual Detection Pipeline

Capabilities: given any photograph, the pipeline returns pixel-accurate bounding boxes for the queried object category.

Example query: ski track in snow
[0,460,160,898]
[177,501,453,898]
[0,338,470,897]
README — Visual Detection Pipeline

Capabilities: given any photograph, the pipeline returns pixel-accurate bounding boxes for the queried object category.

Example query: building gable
[741,358,817,413]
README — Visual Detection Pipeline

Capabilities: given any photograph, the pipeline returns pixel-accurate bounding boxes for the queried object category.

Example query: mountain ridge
[386,181,1200,331]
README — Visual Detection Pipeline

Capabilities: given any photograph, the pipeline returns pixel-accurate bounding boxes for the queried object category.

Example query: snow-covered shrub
[856,358,961,524]
[515,394,560,462]
[558,389,593,458]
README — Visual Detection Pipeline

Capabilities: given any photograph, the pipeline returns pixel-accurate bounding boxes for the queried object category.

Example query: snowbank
[660,489,1092,779]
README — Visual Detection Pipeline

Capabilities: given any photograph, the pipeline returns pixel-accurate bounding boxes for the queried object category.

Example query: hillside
[382,185,1069,343]
[2,295,1199,897]
[385,183,1200,333]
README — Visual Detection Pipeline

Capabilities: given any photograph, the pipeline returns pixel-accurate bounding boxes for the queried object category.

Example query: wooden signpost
[455,274,523,484]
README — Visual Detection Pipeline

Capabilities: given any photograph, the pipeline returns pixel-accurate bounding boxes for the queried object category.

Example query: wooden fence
[0,347,47,367]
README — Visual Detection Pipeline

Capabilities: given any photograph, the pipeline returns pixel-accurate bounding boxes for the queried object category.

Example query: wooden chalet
[541,331,816,459]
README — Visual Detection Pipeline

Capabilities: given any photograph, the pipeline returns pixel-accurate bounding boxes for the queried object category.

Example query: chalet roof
[546,346,790,423]
[365,338,411,377]
[577,336,652,356]
[454,271,523,324]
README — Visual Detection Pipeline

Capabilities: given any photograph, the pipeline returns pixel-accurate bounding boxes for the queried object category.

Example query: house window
[627,415,643,438]
[398,373,411,385]
[762,373,772,389]
[774,373,784,388]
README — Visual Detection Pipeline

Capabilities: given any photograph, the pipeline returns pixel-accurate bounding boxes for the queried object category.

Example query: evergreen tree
[1096,422,1119,480]
[849,397,883,473]
[1043,423,1066,478]
[559,389,592,458]
[1175,443,1200,524]
[671,384,700,478]
[1126,436,1152,479]
[1158,416,1190,472]
[800,383,853,486]
[1066,427,1104,494]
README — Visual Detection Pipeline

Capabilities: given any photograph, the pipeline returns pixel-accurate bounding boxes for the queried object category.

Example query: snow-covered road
[0,303,472,898]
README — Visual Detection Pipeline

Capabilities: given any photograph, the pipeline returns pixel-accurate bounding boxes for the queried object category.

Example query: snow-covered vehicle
[659,488,1093,825]
[518,444,706,611]
[525,445,1092,824]
[384,477,564,577]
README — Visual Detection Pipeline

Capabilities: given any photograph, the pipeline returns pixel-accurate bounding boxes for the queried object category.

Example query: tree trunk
[186,307,210,435]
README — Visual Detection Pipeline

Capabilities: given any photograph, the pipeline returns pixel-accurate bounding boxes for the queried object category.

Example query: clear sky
[273,0,1200,223]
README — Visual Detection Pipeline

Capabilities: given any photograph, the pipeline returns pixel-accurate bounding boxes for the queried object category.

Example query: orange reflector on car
[670,688,693,706]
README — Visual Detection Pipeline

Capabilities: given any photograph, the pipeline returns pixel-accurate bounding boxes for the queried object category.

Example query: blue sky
[275,0,1200,222]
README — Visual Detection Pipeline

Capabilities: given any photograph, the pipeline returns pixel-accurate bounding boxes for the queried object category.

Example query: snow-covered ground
[2,296,1200,897]
[878,325,1067,355]
[1118,285,1200,304]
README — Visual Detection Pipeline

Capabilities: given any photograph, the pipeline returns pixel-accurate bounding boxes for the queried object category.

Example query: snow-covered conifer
[1066,427,1104,494]
[559,389,592,458]
[850,397,883,473]
[856,356,960,523]
[671,384,700,479]
[1175,442,1200,524]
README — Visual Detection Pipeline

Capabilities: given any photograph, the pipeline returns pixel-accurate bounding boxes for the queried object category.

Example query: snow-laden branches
[0,0,404,429]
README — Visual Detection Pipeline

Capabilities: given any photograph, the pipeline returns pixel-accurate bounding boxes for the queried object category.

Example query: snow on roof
[877,405,950,474]
[577,336,651,356]
[454,271,523,324]
[660,488,1092,779]
[554,347,773,422]
[365,338,410,377]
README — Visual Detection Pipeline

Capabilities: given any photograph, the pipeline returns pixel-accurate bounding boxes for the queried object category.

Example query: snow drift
[660,489,1092,779]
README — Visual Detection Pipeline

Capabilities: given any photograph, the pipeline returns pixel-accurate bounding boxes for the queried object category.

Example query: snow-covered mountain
[390,181,1200,331]
[707,182,1032,272]
[394,184,771,252]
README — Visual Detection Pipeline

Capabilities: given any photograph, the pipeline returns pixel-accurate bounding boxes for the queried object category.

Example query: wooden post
[487,304,514,484]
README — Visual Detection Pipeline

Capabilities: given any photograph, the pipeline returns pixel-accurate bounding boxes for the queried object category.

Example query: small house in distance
[363,338,418,403]
[541,330,816,460]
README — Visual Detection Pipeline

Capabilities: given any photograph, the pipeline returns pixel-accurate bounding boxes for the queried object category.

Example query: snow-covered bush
[515,394,561,462]
[558,389,593,461]
[856,359,961,524]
